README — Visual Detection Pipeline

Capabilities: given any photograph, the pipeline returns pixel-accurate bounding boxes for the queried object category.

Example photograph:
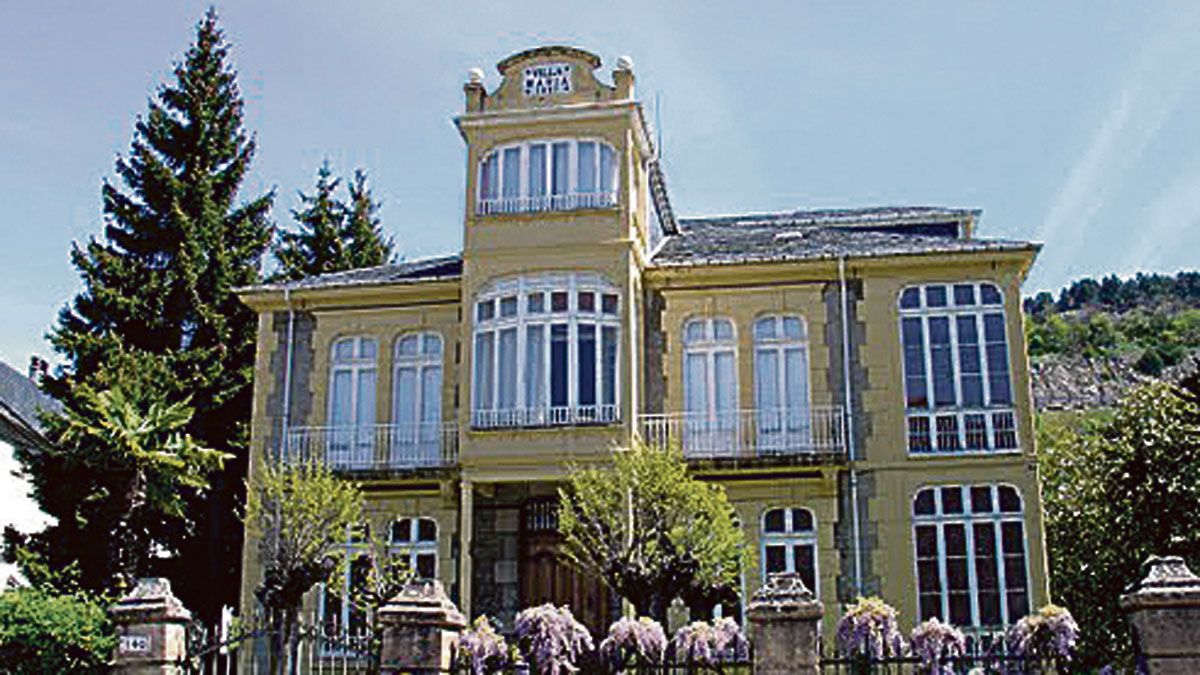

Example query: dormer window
[478,139,617,215]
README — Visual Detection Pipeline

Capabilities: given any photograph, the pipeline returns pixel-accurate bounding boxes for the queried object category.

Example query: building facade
[237,46,1048,640]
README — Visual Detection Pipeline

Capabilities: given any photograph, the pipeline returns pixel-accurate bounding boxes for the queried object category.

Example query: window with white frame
[762,507,818,595]
[754,316,811,452]
[319,524,370,639]
[390,517,438,579]
[392,333,443,465]
[913,484,1030,628]
[682,318,737,455]
[477,139,617,215]
[472,273,620,428]
[328,336,378,468]
[898,283,1017,453]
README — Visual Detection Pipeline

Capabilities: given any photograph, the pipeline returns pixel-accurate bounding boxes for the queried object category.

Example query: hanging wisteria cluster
[598,616,667,669]
[513,604,595,675]
[909,618,966,674]
[1007,604,1079,659]
[458,616,511,675]
[671,617,750,665]
[835,597,907,658]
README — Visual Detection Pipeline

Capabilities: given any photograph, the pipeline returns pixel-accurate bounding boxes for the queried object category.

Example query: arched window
[754,315,811,453]
[477,139,617,215]
[390,517,438,579]
[898,282,1016,454]
[912,484,1029,627]
[762,507,818,595]
[472,273,620,428]
[682,318,737,456]
[392,333,444,466]
[328,336,377,469]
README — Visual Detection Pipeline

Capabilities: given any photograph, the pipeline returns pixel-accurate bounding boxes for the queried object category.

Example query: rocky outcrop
[1031,353,1200,411]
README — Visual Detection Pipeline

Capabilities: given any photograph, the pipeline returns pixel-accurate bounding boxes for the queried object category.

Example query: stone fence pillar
[378,579,468,674]
[108,578,192,675]
[1120,555,1200,675]
[747,572,824,675]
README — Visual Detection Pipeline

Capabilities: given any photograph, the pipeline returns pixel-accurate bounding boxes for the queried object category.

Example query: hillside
[1025,272,1200,410]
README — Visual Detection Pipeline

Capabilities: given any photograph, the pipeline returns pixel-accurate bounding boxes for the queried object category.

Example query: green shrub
[0,587,116,674]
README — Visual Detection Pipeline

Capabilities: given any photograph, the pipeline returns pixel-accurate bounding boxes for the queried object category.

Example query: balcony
[637,407,846,465]
[476,191,617,216]
[282,423,458,474]
[471,404,620,430]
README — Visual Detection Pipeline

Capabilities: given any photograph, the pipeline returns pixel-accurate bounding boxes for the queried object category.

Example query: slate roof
[245,254,463,293]
[651,206,1038,268]
[0,361,60,452]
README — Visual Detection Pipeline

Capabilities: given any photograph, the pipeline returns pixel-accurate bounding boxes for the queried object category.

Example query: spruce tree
[273,165,393,280]
[343,169,394,268]
[8,9,272,622]
[273,162,346,281]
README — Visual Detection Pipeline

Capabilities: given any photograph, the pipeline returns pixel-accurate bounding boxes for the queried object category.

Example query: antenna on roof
[654,90,663,159]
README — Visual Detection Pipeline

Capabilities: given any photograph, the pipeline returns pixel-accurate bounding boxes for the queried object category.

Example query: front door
[519,498,612,635]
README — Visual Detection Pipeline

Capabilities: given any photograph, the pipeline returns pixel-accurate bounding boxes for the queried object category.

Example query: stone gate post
[108,578,192,675]
[747,572,824,675]
[1120,555,1200,674]
[378,579,468,674]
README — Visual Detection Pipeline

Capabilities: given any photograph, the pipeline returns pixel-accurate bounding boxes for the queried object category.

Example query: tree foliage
[273,163,393,281]
[1037,380,1200,669]
[557,442,750,622]
[0,586,115,674]
[245,457,362,675]
[7,8,273,621]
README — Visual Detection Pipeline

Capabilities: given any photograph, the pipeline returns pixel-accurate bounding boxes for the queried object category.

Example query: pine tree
[273,165,393,280]
[273,162,346,281]
[7,9,272,622]
[343,169,394,268]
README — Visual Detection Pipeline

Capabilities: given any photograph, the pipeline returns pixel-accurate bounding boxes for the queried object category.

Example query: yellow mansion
[237,46,1048,638]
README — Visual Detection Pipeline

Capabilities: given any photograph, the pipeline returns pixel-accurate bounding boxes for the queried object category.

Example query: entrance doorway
[518,497,613,635]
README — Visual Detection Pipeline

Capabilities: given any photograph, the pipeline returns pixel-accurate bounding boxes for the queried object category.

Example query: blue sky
[3,1,1200,369]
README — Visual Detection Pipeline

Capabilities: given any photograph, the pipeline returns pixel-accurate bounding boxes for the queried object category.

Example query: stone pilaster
[747,572,824,675]
[379,580,468,674]
[109,578,192,675]
[1120,555,1200,675]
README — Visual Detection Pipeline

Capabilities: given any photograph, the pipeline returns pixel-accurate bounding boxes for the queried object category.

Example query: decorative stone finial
[616,55,634,72]
[747,572,822,620]
[467,68,485,85]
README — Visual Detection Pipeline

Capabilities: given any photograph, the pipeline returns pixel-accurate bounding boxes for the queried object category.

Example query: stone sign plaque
[523,63,572,97]
[119,634,151,655]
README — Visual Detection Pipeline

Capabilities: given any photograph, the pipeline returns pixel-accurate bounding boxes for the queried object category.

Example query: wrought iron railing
[472,403,620,430]
[476,190,618,215]
[637,406,846,462]
[282,422,458,473]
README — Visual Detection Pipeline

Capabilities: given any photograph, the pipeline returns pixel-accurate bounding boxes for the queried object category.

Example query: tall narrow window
[393,333,443,467]
[899,283,1017,453]
[682,318,737,457]
[913,485,1029,628]
[528,143,547,208]
[329,337,377,470]
[754,316,811,455]
[319,524,370,642]
[762,507,818,596]
[472,273,620,428]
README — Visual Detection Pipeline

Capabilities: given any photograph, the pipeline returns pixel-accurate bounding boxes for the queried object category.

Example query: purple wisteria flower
[909,618,966,674]
[514,604,594,675]
[458,616,510,675]
[1007,604,1079,659]
[599,616,666,669]
[671,618,749,665]
[835,597,906,659]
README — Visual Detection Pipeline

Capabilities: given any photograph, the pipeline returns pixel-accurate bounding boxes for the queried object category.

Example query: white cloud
[1037,5,1200,274]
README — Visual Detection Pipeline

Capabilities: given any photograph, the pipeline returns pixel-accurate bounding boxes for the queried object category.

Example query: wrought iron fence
[181,620,375,674]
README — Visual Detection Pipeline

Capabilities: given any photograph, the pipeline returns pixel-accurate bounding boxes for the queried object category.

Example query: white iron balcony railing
[476,191,617,216]
[637,407,846,462]
[472,404,620,430]
[283,422,458,473]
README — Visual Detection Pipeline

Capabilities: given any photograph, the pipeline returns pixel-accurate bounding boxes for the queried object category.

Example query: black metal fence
[818,651,1064,674]
[181,621,376,674]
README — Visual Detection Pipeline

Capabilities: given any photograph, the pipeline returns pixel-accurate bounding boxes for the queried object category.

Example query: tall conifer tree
[273,165,393,280]
[9,9,272,621]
